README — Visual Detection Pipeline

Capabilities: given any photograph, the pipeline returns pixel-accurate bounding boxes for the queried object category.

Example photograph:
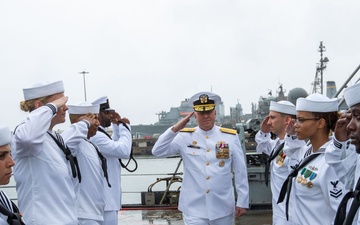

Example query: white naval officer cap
[91,96,114,111]
[68,102,100,115]
[344,82,360,108]
[189,91,221,112]
[296,93,338,112]
[23,80,64,101]
[0,126,11,147]
[269,100,296,116]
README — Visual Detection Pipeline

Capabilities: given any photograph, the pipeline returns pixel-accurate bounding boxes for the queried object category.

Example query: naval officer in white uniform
[11,80,80,225]
[152,91,249,225]
[255,100,305,225]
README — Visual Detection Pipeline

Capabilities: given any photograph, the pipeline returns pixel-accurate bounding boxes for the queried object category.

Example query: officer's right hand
[51,96,68,110]
[171,112,194,133]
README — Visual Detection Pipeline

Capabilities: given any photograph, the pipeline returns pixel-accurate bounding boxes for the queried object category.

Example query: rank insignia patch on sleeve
[329,180,343,199]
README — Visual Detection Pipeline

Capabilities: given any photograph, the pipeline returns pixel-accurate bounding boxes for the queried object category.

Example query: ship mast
[311,41,329,94]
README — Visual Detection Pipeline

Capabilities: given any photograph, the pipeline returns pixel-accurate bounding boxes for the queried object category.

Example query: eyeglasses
[295,117,320,124]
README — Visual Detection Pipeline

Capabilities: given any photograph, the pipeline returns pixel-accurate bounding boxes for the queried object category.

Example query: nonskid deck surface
[118,209,272,225]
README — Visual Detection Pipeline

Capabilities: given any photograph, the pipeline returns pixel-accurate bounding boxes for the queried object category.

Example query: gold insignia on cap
[192,141,197,145]
[192,94,216,112]
[200,94,209,103]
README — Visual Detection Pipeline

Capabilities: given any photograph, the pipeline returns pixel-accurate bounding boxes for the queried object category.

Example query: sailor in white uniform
[90,96,132,225]
[11,81,80,225]
[325,82,360,225]
[279,93,347,225]
[0,126,24,225]
[152,92,249,225]
[62,102,107,225]
[255,100,305,225]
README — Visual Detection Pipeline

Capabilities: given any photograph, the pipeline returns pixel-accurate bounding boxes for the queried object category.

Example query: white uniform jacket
[255,131,304,223]
[152,126,249,221]
[285,139,347,225]
[11,105,78,225]
[90,123,132,211]
[62,122,106,222]
[325,138,359,225]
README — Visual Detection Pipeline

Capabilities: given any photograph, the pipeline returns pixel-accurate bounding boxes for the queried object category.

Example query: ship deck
[118,208,272,225]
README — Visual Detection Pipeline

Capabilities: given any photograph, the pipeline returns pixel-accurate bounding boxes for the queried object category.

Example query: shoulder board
[220,127,237,135]
[180,128,196,132]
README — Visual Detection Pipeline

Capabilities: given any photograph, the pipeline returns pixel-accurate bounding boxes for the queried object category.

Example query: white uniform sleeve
[91,125,132,159]
[283,134,307,159]
[152,127,181,157]
[61,121,89,156]
[325,138,356,189]
[12,105,55,157]
[254,131,273,155]
[232,134,250,208]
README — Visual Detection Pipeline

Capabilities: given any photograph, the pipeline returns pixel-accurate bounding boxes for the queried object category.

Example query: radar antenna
[311,41,329,94]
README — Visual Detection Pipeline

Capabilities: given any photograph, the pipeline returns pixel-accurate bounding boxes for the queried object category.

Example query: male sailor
[90,96,132,225]
[255,100,305,225]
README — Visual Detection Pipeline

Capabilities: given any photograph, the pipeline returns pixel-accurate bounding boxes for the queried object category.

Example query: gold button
[206,162,209,166]
[206,189,209,193]
[205,135,209,139]
[206,149,210,152]
[206,176,210,180]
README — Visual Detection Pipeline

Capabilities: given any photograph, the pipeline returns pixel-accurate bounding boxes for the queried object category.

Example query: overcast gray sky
[1,0,360,131]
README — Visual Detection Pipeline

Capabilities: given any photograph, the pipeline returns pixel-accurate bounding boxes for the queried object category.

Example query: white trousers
[103,210,118,225]
[183,213,234,225]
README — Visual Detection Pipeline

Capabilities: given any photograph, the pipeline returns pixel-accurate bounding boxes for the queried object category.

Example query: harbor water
[1,156,272,224]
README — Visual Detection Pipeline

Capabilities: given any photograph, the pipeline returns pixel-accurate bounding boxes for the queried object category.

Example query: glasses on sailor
[295,117,320,124]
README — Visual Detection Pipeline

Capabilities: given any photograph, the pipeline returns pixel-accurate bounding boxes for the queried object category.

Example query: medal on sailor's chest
[297,166,318,188]
[216,141,229,161]
[275,150,286,166]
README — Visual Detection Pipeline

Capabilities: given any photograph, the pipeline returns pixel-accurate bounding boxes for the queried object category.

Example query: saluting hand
[286,118,296,136]
[52,96,68,110]
[79,113,98,127]
[334,110,351,142]
[171,112,194,133]
[260,116,271,133]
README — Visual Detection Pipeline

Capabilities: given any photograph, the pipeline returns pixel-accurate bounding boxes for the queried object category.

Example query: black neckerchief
[0,196,25,225]
[277,153,320,220]
[97,127,138,173]
[335,176,360,225]
[47,131,82,182]
[265,142,285,187]
[85,138,111,187]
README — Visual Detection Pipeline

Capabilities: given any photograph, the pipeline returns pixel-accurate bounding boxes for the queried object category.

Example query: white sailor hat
[344,82,360,108]
[296,93,338,112]
[68,102,100,115]
[23,80,64,101]
[0,126,11,146]
[189,91,221,112]
[91,96,114,111]
[269,100,296,116]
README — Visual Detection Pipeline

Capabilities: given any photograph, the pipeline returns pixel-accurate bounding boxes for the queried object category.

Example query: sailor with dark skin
[325,82,360,225]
